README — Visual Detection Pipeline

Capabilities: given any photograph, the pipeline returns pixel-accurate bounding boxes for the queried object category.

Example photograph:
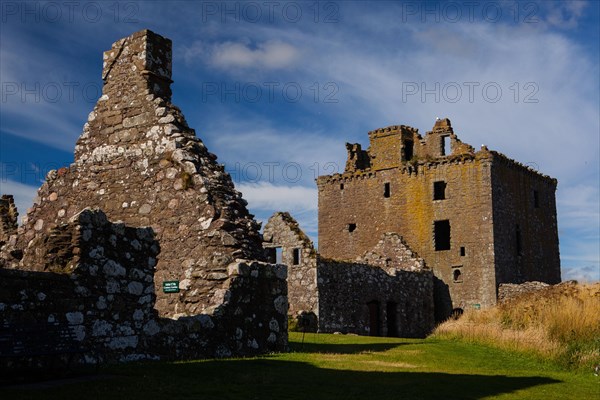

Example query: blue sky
[1,1,598,282]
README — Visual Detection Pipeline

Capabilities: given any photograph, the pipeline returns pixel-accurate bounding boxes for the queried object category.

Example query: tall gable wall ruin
[13,30,266,318]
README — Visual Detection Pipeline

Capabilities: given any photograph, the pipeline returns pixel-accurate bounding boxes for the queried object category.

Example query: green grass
[2,332,599,399]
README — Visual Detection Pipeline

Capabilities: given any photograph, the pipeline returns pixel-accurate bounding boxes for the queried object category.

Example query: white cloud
[0,180,38,224]
[238,181,317,212]
[204,116,345,187]
[557,184,600,231]
[238,181,319,242]
[186,39,301,71]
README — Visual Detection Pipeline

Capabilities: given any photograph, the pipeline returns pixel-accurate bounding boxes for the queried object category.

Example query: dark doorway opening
[386,301,398,337]
[367,301,381,336]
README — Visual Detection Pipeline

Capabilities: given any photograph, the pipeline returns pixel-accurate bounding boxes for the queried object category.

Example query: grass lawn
[2,332,598,399]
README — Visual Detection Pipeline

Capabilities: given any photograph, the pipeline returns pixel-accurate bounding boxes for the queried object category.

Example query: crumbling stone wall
[263,212,318,319]
[264,213,434,337]
[0,195,18,247]
[1,208,160,367]
[13,30,266,318]
[317,259,433,337]
[1,209,287,369]
[317,118,560,314]
[497,281,551,303]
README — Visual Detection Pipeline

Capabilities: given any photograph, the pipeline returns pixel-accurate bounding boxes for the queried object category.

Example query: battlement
[368,124,420,138]
[341,118,475,173]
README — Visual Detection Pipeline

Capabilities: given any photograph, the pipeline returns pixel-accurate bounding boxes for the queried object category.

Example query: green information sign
[473,303,481,310]
[163,281,180,293]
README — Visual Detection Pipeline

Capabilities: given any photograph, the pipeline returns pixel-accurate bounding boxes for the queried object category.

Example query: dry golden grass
[434,282,600,369]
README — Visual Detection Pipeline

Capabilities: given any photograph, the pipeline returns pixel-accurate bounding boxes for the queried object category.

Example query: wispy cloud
[543,0,589,29]
[184,39,301,71]
[238,181,318,241]
[238,181,317,212]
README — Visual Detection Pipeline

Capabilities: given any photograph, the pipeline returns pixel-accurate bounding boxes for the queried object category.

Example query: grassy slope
[2,332,598,400]
[435,282,600,370]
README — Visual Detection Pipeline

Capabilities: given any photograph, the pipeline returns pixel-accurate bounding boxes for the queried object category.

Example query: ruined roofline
[368,124,421,138]
[315,147,556,185]
[317,118,557,185]
[264,211,315,249]
[316,150,489,184]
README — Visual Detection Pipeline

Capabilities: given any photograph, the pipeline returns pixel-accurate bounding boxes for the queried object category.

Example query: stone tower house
[317,118,561,315]
[13,30,270,319]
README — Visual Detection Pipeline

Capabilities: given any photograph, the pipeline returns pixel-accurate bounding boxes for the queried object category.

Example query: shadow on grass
[2,358,562,400]
[290,340,411,354]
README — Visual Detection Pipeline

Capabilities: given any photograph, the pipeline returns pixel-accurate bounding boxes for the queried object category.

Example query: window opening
[434,220,451,251]
[441,136,451,155]
[433,181,446,200]
[403,140,414,161]
[292,248,300,265]
[453,269,462,282]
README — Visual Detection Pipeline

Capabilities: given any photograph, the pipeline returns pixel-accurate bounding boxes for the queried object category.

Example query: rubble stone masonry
[264,213,434,337]
[12,30,268,319]
[1,30,288,366]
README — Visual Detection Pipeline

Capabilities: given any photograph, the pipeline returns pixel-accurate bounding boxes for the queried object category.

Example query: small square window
[384,182,390,198]
[434,181,446,200]
[348,223,357,233]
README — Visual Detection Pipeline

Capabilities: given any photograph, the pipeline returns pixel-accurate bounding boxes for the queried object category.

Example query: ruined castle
[0,29,562,370]
[315,118,561,319]
[262,118,560,333]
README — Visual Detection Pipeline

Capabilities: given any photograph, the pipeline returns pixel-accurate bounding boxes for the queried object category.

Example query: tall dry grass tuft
[434,282,600,369]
